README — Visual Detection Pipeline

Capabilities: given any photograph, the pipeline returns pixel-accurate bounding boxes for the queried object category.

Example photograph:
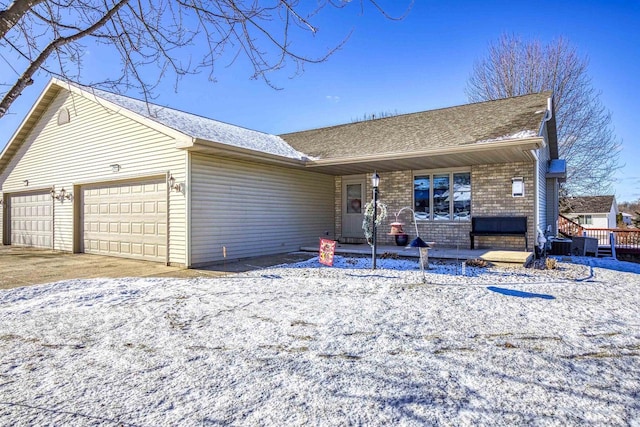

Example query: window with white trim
[414,170,471,221]
[577,215,593,225]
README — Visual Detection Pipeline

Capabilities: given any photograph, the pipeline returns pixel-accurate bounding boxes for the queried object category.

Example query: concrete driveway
[0,246,314,290]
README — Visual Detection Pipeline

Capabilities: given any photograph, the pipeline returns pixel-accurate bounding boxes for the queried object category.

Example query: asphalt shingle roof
[87,86,309,160]
[561,195,616,214]
[279,92,552,160]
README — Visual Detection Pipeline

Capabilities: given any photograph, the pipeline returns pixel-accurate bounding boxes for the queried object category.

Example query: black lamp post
[371,171,380,270]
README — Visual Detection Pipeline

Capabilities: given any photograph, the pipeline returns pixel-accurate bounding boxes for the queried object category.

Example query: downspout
[545,95,557,237]
[531,149,540,251]
[534,95,554,243]
[539,96,553,134]
[545,97,553,122]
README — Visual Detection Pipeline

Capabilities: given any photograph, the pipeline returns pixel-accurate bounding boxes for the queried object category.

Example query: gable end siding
[0,91,187,264]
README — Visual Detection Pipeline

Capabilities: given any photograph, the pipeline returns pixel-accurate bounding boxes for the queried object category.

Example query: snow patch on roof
[84,86,309,161]
[476,129,538,144]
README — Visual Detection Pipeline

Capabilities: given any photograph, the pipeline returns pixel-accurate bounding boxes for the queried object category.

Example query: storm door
[342,178,365,239]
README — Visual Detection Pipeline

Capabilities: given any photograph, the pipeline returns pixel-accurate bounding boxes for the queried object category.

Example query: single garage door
[10,191,53,248]
[82,178,167,262]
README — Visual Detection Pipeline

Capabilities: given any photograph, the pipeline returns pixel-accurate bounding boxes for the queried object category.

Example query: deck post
[610,232,616,259]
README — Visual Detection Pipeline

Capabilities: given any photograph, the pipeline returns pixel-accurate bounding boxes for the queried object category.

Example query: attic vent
[57,107,70,125]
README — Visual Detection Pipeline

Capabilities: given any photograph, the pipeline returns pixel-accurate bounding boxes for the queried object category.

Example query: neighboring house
[561,195,618,229]
[621,212,633,226]
[0,78,564,266]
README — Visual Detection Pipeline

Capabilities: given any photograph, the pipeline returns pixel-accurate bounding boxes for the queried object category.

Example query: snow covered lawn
[1,256,639,426]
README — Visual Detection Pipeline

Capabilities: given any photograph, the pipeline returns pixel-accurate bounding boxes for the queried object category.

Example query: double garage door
[82,179,167,262]
[5,179,167,262]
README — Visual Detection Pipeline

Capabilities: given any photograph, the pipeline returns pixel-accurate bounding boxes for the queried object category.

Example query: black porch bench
[470,216,528,251]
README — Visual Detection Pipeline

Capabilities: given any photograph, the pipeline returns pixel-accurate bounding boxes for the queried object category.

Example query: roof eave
[304,137,544,168]
[61,80,194,146]
[188,138,307,168]
[1,78,196,178]
[0,79,62,177]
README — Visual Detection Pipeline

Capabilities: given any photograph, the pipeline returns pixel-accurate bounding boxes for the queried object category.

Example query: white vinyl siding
[545,178,559,235]
[8,191,53,248]
[537,146,549,235]
[190,153,334,266]
[0,91,186,264]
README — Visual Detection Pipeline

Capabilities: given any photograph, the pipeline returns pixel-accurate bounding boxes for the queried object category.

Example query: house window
[578,215,592,225]
[414,171,471,221]
[346,184,362,213]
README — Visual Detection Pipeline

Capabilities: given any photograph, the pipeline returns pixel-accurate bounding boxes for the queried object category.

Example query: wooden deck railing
[558,214,584,237]
[590,229,640,254]
[558,214,640,254]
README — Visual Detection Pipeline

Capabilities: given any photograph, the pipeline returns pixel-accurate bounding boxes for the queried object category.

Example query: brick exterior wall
[334,162,535,250]
[471,162,535,250]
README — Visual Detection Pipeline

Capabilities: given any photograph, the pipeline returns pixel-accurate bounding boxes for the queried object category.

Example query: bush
[380,252,399,260]
[465,258,488,268]
[545,257,558,270]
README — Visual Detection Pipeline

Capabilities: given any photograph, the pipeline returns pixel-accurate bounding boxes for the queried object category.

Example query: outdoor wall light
[110,164,121,172]
[512,177,524,197]
[168,174,183,193]
[51,187,73,202]
[23,179,28,186]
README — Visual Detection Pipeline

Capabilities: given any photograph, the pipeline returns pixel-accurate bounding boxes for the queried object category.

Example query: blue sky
[1,0,638,201]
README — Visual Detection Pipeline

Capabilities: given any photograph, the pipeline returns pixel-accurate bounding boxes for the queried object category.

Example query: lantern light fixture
[51,187,72,202]
[371,172,380,189]
[168,174,183,192]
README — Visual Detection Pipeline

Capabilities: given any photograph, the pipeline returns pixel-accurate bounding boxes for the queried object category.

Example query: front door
[342,178,366,239]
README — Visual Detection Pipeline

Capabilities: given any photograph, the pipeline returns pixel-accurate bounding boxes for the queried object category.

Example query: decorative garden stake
[390,206,434,282]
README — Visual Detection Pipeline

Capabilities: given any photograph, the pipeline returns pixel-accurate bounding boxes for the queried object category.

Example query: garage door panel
[10,191,53,249]
[82,178,166,262]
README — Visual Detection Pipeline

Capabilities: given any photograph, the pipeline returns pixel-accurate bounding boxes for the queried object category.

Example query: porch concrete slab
[300,243,533,266]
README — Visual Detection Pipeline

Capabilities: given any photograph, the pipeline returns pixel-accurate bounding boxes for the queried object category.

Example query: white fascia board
[304,137,544,167]
[0,79,60,165]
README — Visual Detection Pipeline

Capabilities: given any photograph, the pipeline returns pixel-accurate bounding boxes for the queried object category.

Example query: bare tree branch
[1,0,410,117]
[0,0,45,39]
[466,34,622,196]
[0,0,130,117]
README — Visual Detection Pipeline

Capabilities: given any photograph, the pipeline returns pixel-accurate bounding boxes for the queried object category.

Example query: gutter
[304,136,544,168]
[531,149,540,241]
